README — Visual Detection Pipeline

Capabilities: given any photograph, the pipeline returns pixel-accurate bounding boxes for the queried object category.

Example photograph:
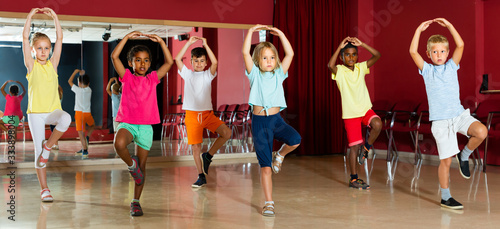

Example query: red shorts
[344,109,379,147]
[185,110,224,145]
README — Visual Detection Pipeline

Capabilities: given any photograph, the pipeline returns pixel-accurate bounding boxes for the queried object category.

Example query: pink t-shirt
[4,94,23,118]
[115,69,160,124]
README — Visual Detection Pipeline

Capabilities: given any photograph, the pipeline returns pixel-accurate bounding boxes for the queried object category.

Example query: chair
[386,101,420,180]
[161,114,177,142]
[230,103,250,145]
[474,100,500,172]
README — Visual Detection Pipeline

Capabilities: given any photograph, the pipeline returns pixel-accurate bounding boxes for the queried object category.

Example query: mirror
[0,14,255,163]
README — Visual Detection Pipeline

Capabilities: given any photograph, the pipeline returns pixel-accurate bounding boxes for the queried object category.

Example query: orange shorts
[75,111,95,131]
[185,110,224,145]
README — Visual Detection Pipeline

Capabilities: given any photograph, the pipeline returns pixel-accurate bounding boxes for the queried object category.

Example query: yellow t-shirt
[331,61,372,119]
[26,60,62,113]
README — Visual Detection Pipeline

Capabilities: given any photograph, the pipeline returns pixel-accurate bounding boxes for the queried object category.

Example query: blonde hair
[251,42,281,72]
[427,34,449,51]
[112,83,120,93]
[30,32,51,47]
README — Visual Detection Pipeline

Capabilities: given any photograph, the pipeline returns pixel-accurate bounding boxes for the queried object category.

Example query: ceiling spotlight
[102,25,111,41]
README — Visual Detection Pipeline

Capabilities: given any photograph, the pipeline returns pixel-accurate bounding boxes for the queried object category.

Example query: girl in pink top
[111,31,173,216]
[1,80,26,139]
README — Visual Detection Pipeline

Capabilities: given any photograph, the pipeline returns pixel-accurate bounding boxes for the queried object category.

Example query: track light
[102,25,111,41]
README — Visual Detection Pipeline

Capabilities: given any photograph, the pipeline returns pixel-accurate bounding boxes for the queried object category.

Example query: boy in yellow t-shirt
[327,37,382,190]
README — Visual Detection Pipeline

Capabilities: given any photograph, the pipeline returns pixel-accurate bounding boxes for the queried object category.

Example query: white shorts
[431,109,478,159]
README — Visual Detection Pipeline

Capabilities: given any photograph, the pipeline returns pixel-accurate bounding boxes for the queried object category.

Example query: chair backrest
[390,100,420,128]
[475,100,500,121]
[372,100,394,120]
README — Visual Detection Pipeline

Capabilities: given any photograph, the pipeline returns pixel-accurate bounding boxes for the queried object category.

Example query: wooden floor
[0,140,499,228]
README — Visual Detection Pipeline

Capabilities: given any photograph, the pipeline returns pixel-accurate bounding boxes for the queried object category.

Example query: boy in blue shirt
[410,18,487,210]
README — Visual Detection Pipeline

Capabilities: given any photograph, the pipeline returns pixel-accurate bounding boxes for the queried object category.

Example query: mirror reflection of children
[1,80,26,137]
[327,37,382,190]
[111,31,173,216]
[68,69,95,158]
[106,77,121,133]
[174,36,231,188]
[409,18,487,210]
[242,24,301,217]
[22,8,72,202]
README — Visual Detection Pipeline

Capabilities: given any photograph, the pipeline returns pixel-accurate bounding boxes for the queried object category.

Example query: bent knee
[221,128,232,139]
[370,118,383,131]
[475,124,488,140]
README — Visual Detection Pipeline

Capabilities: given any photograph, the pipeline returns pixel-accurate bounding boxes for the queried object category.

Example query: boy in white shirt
[174,36,231,188]
[68,69,95,158]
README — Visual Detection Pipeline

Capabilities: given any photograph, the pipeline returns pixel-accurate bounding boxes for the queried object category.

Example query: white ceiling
[0,17,193,44]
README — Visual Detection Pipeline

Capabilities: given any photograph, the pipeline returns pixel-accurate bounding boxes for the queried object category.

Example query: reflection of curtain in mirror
[274,0,349,155]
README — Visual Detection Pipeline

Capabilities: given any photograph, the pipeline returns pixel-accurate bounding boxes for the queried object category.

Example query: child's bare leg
[77,131,86,150]
[367,117,382,145]
[192,143,203,174]
[207,124,231,155]
[133,145,149,200]
[86,124,95,140]
[438,157,452,189]
[36,168,48,189]
[113,129,134,166]
[276,143,299,157]
[261,167,273,201]
[465,122,487,151]
[349,144,360,175]
[45,130,64,148]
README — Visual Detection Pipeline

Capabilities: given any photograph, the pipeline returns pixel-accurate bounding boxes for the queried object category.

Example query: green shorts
[116,123,153,151]
[2,116,20,127]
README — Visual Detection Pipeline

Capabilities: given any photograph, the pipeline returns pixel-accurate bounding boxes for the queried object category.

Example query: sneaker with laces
[192,176,207,188]
[128,156,144,186]
[358,146,369,165]
[200,152,212,175]
[75,149,84,155]
[40,188,53,202]
[130,202,143,216]
[349,178,370,190]
[441,197,463,210]
[36,140,50,168]
[456,151,470,179]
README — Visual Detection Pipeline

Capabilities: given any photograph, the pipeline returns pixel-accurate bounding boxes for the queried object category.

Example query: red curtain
[273,0,350,155]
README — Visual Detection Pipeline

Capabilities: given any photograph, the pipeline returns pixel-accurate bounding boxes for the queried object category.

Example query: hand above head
[28,8,41,17]
[145,34,163,43]
[348,37,363,46]
[200,37,207,46]
[125,31,143,39]
[418,20,434,32]
[187,36,201,44]
[268,27,284,37]
[41,8,57,18]
[249,24,268,33]
[434,18,451,28]
[79,70,85,75]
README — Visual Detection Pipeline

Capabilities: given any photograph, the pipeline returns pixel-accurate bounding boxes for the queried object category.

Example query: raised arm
[349,37,381,68]
[15,81,26,97]
[327,37,349,75]
[201,38,218,76]
[0,80,12,97]
[174,36,198,71]
[42,8,62,71]
[111,31,142,78]
[242,25,266,73]
[67,69,80,87]
[435,18,464,65]
[22,8,39,73]
[410,20,433,71]
[106,77,117,96]
[146,34,173,80]
[268,27,294,74]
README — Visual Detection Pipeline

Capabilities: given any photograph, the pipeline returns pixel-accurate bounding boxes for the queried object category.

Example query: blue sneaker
[192,176,206,188]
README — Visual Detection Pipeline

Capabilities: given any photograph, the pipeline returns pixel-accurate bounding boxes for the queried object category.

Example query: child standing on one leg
[327,37,382,190]
[68,69,95,158]
[1,80,26,138]
[410,18,487,210]
[22,8,71,202]
[106,77,121,133]
[242,24,301,217]
[111,31,173,216]
[174,36,231,188]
